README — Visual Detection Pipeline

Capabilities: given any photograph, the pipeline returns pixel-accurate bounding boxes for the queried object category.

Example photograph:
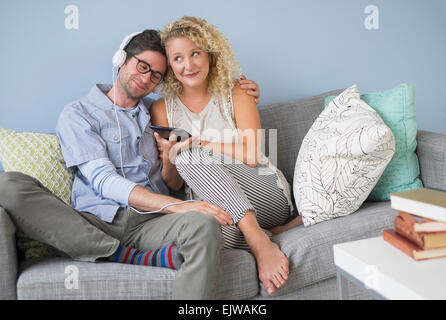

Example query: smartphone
[149,125,191,141]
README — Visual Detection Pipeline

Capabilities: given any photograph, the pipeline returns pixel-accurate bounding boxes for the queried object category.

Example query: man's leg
[0,172,119,262]
[124,210,223,300]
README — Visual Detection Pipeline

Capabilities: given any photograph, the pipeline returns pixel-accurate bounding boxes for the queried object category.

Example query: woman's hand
[154,132,175,162]
[154,132,200,165]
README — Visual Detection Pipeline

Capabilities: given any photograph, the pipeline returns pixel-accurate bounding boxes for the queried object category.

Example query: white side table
[333,236,446,300]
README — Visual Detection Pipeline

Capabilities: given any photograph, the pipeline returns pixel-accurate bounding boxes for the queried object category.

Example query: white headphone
[112,31,143,68]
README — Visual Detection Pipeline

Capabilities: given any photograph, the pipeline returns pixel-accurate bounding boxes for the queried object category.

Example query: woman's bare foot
[249,232,289,295]
[238,211,290,295]
[269,215,303,236]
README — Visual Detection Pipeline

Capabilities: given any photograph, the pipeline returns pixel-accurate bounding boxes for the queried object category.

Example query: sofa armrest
[416,130,446,191]
[0,206,18,299]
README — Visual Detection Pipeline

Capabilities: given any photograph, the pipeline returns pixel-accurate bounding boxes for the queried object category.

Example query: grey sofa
[1,88,446,300]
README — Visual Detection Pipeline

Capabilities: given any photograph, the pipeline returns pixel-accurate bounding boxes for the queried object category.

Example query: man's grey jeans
[0,171,223,299]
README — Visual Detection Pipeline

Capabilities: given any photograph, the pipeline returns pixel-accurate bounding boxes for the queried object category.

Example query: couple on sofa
[0,16,302,299]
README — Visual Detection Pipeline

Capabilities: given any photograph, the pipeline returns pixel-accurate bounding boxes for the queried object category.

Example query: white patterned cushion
[293,85,395,226]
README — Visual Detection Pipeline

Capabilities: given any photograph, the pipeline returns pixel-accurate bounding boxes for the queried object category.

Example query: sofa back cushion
[258,89,344,186]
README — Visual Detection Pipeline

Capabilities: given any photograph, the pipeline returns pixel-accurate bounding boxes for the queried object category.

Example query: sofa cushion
[250,277,372,300]
[262,201,396,297]
[294,85,395,226]
[0,206,18,300]
[17,248,259,300]
[416,130,446,192]
[325,83,423,201]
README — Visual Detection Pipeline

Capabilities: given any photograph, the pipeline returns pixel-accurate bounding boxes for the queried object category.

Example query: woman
[151,16,302,295]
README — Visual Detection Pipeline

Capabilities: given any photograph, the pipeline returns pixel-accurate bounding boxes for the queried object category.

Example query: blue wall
[1,0,445,136]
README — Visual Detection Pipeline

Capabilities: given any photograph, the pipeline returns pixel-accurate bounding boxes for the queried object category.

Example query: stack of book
[382,188,446,261]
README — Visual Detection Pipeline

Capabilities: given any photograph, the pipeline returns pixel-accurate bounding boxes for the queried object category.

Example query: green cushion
[325,83,423,201]
[0,128,74,260]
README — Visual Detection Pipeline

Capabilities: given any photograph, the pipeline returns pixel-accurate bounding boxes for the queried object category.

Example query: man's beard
[119,74,150,101]
[123,84,143,101]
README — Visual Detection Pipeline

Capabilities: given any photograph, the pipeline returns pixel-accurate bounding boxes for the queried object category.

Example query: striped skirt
[175,147,291,250]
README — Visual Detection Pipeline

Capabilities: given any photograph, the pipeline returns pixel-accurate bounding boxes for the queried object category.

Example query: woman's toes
[282,264,289,274]
[262,279,276,295]
[271,274,283,289]
[279,254,290,273]
[280,263,289,279]
[274,274,286,287]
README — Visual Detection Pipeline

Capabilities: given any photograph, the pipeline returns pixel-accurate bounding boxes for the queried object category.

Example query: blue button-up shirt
[56,84,169,222]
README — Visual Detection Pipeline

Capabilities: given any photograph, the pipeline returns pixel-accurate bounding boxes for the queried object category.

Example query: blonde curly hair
[160,16,242,99]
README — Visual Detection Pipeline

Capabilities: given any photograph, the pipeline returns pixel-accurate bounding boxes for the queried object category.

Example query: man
[0,30,260,299]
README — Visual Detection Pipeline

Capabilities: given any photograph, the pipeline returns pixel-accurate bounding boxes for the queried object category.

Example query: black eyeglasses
[131,55,164,84]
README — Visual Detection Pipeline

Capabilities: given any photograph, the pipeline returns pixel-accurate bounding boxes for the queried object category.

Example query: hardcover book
[394,215,446,249]
[398,211,446,232]
[390,188,446,222]
[382,229,446,261]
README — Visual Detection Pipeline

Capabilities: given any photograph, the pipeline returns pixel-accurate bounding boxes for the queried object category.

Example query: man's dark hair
[124,29,166,61]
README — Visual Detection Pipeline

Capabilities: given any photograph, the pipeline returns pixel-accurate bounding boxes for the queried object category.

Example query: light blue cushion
[325,83,423,201]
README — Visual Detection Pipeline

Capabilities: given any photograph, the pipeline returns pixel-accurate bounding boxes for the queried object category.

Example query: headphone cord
[112,66,126,179]
[130,200,198,215]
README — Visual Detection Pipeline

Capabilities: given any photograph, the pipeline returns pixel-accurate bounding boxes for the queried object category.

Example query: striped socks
[108,244,183,270]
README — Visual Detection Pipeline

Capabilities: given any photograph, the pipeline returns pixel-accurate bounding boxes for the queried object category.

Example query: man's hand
[128,185,231,223]
[239,74,260,104]
[176,201,234,226]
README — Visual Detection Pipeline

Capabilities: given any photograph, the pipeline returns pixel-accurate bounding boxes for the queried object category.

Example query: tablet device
[149,125,191,141]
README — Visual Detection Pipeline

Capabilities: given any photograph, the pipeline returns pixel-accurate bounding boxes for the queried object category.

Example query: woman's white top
[164,93,293,209]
